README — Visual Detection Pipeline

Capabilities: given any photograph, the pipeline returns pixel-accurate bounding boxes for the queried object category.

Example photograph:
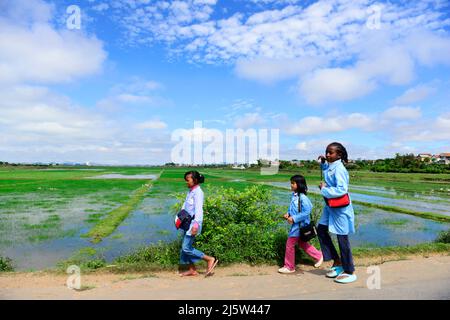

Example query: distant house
[232,164,246,170]
[438,153,450,165]
[418,153,432,162]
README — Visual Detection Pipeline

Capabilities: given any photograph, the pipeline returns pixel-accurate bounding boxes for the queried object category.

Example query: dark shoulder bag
[175,209,195,231]
[298,194,317,242]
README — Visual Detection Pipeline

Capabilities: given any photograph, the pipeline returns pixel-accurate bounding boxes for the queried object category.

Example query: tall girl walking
[317,142,357,284]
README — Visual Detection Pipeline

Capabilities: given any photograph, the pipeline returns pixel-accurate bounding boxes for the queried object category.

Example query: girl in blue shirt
[317,142,357,284]
[278,175,323,274]
[178,171,218,277]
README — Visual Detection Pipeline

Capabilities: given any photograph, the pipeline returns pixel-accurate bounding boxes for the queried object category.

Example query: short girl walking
[278,175,323,274]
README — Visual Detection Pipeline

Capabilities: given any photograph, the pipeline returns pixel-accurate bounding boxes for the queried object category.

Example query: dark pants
[317,224,355,274]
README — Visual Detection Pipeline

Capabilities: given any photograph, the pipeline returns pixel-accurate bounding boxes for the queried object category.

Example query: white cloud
[234,113,266,129]
[286,113,374,136]
[235,56,326,84]
[382,106,422,121]
[0,85,114,141]
[0,84,174,164]
[92,3,109,12]
[100,0,450,104]
[393,84,436,105]
[395,113,450,142]
[0,1,175,164]
[299,67,375,104]
[96,78,170,111]
[0,0,106,85]
[136,119,168,130]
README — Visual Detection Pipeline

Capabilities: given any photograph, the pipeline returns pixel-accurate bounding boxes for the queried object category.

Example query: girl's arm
[290,195,311,223]
[321,167,349,198]
[190,190,204,234]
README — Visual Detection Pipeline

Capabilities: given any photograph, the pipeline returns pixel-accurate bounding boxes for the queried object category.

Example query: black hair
[290,174,308,196]
[184,170,205,185]
[327,142,349,164]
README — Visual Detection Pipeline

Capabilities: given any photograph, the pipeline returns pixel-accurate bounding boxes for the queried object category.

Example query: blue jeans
[179,232,205,265]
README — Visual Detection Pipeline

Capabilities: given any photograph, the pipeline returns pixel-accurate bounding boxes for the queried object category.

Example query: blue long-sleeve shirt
[182,185,204,236]
[319,160,355,235]
[287,192,313,238]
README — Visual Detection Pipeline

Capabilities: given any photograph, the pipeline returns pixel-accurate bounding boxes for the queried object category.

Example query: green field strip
[82,182,154,243]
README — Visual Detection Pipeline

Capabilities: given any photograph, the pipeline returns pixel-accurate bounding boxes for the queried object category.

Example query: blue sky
[0,0,449,165]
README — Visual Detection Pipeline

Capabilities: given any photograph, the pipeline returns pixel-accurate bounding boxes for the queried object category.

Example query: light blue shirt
[319,160,355,235]
[182,185,204,236]
[287,192,312,238]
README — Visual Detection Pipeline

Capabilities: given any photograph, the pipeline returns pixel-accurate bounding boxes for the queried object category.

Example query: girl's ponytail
[184,170,205,184]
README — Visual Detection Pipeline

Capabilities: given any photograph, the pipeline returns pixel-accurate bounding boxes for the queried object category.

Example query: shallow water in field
[265,182,450,216]
[2,178,449,271]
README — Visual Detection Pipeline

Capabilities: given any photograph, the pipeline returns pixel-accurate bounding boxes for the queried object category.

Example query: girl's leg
[317,224,340,265]
[202,254,217,274]
[336,234,355,275]
[284,237,298,270]
[179,234,205,276]
[298,240,323,262]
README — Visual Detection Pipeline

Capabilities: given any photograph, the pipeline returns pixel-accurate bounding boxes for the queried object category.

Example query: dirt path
[1,255,449,300]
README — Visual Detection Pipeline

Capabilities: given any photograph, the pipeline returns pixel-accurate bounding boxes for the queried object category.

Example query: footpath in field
[0,255,449,299]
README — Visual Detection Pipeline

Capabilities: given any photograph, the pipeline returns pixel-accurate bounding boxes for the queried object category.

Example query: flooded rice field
[1,168,449,271]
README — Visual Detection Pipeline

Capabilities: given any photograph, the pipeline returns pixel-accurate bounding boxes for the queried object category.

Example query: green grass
[350,199,450,223]
[377,218,409,226]
[352,242,450,258]
[82,183,153,243]
[0,167,161,247]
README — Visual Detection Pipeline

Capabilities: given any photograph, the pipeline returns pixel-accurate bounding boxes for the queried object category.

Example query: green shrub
[115,185,290,268]
[56,248,106,272]
[0,256,14,272]
[435,229,450,244]
[115,240,181,268]
[193,186,287,264]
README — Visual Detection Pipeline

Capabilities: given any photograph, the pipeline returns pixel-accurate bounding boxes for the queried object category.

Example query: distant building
[232,164,246,170]
[418,153,432,162]
[438,153,450,165]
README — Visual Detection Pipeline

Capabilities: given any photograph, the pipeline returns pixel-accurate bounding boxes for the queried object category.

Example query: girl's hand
[317,155,326,164]
[287,217,294,224]
[191,222,199,235]
[319,182,327,190]
[283,213,289,220]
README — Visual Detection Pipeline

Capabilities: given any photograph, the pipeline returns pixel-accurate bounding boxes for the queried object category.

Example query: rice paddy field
[1,166,449,271]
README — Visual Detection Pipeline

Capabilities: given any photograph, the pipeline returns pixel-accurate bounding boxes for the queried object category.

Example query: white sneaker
[314,256,323,268]
[278,267,295,274]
